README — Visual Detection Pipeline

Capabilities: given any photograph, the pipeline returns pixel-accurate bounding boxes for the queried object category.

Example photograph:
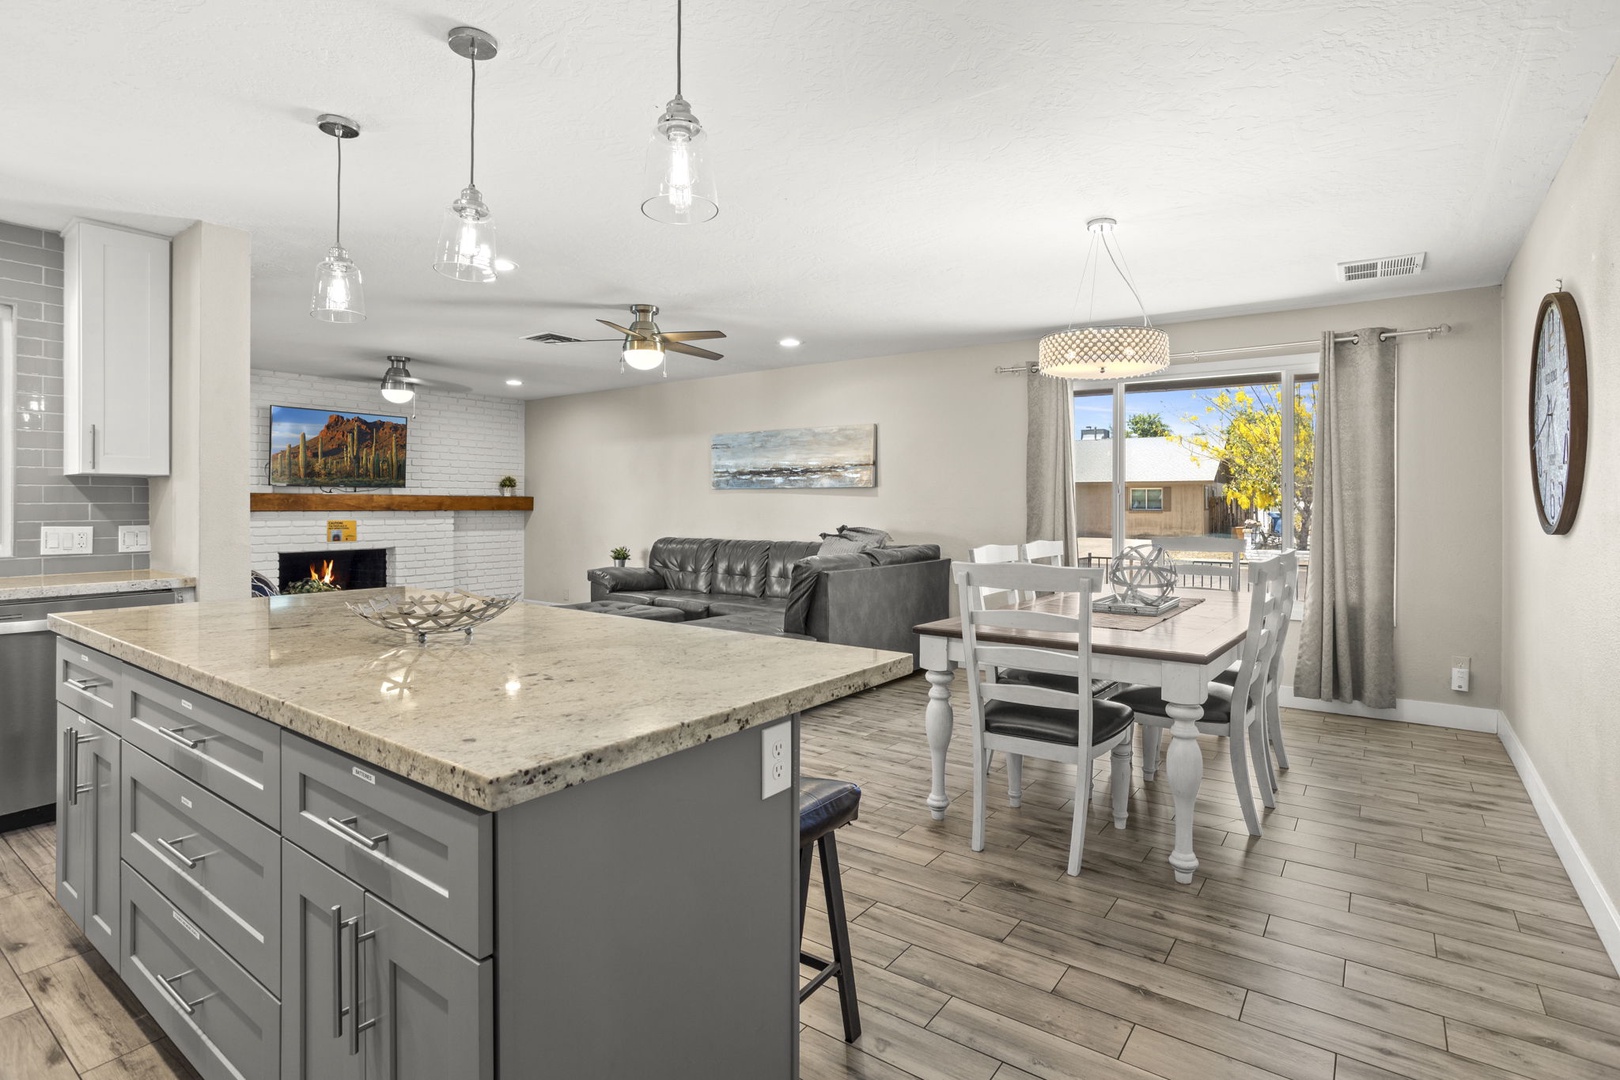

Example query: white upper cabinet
[64,221,170,476]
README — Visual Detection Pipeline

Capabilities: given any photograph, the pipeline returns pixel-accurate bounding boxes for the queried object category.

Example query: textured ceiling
[3,0,1618,399]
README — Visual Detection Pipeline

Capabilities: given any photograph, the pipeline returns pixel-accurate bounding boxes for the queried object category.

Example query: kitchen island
[49,590,911,1080]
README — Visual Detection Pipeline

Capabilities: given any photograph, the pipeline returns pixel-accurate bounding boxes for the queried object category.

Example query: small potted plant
[610,546,630,568]
[498,475,518,497]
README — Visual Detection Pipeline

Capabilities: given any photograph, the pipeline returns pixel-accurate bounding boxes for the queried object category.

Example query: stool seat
[800,777,861,843]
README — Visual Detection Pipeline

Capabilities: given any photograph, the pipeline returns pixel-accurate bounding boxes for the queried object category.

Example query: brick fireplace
[278,548,388,592]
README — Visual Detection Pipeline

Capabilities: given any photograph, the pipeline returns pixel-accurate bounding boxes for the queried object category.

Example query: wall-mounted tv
[268,406,408,488]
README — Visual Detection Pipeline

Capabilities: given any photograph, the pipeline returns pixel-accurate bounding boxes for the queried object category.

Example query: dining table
[913,587,1253,884]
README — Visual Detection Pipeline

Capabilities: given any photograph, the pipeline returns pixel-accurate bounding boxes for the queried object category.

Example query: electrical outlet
[40,525,95,554]
[761,722,791,799]
[118,525,151,552]
[1450,655,1470,693]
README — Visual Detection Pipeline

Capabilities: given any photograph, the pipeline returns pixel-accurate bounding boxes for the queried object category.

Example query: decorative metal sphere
[1108,544,1177,605]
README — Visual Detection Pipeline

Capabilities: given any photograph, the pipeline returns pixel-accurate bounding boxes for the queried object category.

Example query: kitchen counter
[0,568,195,602]
[49,588,912,811]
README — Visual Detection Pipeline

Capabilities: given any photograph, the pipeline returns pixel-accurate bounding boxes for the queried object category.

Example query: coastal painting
[711,425,876,489]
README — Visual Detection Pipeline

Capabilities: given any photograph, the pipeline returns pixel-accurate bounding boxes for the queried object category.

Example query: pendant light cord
[1102,233,1153,327]
[334,135,343,246]
[469,50,477,187]
[676,0,683,97]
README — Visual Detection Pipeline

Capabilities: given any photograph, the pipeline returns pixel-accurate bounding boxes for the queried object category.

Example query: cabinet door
[362,895,493,1080]
[55,709,87,929]
[81,722,122,963]
[63,220,170,476]
[282,842,365,1080]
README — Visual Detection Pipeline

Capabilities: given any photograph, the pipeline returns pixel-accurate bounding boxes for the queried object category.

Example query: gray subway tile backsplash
[2,219,150,577]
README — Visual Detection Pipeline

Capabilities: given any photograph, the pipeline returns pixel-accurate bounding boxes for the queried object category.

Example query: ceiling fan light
[434,186,498,283]
[622,337,666,371]
[1037,326,1170,380]
[379,357,417,403]
[312,244,365,323]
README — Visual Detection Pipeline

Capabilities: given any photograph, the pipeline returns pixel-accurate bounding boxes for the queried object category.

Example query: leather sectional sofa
[587,536,950,665]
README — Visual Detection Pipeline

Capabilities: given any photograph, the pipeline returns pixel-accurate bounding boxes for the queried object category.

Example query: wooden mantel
[250,493,534,513]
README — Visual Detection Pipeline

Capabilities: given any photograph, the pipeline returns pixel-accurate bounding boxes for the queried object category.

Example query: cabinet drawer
[281,733,492,959]
[56,639,124,731]
[125,667,280,827]
[121,864,279,1080]
[123,745,281,992]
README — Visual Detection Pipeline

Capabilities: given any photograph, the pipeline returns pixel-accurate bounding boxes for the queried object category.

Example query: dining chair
[1022,539,1066,566]
[1215,551,1298,793]
[1115,555,1291,837]
[1146,534,1243,592]
[953,561,1135,875]
[968,543,1024,608]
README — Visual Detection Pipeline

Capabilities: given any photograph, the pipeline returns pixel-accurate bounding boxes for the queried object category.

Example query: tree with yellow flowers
[1171,383,1316,549]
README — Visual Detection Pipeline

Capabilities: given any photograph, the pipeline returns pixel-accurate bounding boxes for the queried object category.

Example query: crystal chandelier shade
[1038,218,1169,381]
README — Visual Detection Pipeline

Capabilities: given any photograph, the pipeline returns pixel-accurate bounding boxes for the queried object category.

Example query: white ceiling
[4,1,1618,400]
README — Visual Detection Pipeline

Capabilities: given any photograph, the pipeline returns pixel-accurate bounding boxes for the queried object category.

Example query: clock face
[1529,292,1588,535]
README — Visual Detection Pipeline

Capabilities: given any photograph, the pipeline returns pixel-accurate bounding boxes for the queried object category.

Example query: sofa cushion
[713,539,771,598]
[765,540,820,599]
[602,590,665,606]
[817,525,892,555]
[649,538,718,593]
[649,590,714,619]
[784,552,876,634]
[706,596,787,618]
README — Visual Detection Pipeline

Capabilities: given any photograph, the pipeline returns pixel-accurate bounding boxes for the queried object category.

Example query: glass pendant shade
[1038,326,1170,380]
[311,244,365,323]
[622,337,665,371]
[434,186,498,283]
[642,97,718,225]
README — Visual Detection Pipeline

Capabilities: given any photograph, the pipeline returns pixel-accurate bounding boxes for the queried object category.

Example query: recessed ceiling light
[778,337,801,348]
[494,258,518,273]
[505,378,523,386]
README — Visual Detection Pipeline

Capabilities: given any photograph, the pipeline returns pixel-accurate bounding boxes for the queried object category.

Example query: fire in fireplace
[277,548,387,593]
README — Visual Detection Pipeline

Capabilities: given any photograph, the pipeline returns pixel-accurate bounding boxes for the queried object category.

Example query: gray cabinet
[281,842,492,1080]
[56,705,121,963]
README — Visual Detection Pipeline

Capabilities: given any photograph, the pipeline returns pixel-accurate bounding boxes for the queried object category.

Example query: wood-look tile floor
[1,672,1614,1079]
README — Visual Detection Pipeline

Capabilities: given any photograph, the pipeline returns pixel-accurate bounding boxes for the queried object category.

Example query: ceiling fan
[527,303,726,372]
[332,356,472,412]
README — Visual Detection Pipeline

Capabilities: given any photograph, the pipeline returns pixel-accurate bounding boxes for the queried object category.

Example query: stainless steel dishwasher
[0,589,178,819]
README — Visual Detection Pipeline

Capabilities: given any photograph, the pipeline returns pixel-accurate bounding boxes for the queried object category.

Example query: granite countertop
[0,568,197,603]
[49,590,913,812]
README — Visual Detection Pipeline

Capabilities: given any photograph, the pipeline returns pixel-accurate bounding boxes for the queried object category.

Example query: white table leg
[924,668,954,820]
[1163,701,1204,884]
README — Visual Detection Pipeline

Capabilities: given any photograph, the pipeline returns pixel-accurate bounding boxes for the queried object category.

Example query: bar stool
[799,776,862,1042]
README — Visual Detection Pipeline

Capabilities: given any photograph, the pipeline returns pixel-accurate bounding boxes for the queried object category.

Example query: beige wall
[1500,66,1620,930]
[526,288,1502,710]
[150,222,251,601]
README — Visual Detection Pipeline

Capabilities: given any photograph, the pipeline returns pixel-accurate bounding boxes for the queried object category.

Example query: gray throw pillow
[817,525,892,555]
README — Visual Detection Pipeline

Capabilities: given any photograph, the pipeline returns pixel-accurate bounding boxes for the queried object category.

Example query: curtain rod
[994,324,1452,374]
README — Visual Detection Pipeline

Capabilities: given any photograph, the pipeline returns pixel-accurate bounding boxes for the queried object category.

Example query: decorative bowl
[347,588,520,645]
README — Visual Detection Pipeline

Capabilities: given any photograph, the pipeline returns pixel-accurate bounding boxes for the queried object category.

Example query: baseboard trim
[1278,691,1499,732]
[1496,711,1620,972]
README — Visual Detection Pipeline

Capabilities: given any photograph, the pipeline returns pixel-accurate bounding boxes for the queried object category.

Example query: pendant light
[311,115,365,322]
[642,0,718,224]
[1038,218,1169,380]
[434,27,500,281]
[379,357,417,404]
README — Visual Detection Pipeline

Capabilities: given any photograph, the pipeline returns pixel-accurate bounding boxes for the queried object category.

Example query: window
[1129,487,1164,511]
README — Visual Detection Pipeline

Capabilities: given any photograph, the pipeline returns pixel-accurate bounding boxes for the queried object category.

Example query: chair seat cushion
[1212,666,1239,686]
[648,590,715,618]
[982,698,1134,746]
[1112,683,1234,725]
[800,777,861,843]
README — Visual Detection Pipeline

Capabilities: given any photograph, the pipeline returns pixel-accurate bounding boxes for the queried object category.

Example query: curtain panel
[1294,328,1397,709]
[1025,372,1076,563]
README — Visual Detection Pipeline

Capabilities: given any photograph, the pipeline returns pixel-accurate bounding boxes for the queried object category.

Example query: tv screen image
[268,406,408,487]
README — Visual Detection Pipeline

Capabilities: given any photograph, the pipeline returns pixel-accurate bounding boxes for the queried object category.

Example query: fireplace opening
[278,548,388,592]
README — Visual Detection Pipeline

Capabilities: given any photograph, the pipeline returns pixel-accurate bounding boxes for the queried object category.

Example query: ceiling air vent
[1338,252,1425,283]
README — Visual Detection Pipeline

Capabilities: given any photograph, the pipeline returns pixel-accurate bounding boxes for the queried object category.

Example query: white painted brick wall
[249,372,525,595]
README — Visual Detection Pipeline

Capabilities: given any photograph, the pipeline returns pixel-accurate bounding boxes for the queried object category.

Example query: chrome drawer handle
[155,968,214,1016]
[65,676,108,693]
[157,834,211,870]
[157,725,206,750]
[328,816,388,851]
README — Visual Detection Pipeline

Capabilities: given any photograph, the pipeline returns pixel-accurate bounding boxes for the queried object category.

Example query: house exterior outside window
[1129,487,1165,511]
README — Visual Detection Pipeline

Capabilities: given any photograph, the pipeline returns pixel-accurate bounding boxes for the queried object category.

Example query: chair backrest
[1228,555,1294,726]
[1146,534,1243,593]
[968,543,1024,608]
[1022,539,1066,566]
[1256,551,1299,691]
[953,562,1103,747]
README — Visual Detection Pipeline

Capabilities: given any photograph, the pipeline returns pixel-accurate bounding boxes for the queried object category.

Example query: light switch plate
[118,525,151,553]
[40,525,94,554]
[761,722,791,800]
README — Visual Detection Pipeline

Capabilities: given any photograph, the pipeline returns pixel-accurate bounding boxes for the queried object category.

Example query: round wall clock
[1529,291,1588,534]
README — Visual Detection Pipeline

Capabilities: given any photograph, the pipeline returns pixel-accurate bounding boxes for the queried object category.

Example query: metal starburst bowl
[347,588,520,645]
